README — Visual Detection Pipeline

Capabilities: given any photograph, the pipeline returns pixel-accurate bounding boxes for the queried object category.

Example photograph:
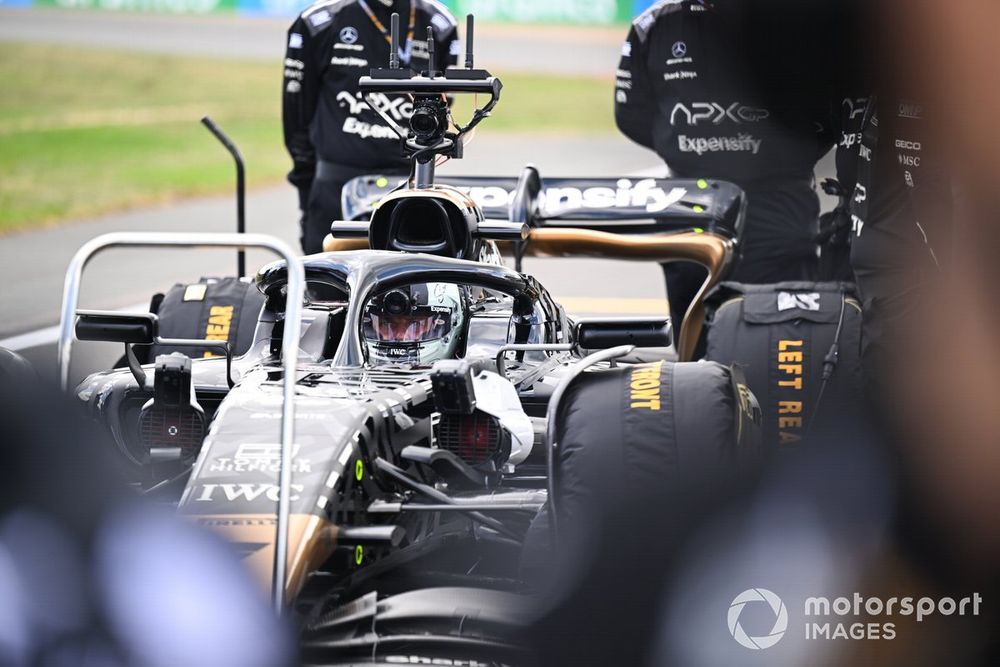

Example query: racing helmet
[363,283,468,365]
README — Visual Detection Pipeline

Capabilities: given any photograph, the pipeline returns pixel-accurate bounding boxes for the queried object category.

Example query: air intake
[435,410,504,467]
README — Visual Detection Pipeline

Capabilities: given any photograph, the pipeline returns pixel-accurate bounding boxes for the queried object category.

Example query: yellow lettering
[630,378,660,391]
[630,400,661,410]
[779,417,803,429]
[778,351,803,363]
[779,378,803,390]
[778,364,802,376]
[630,388,659,400]
[778,340,803,351]
[778,401,803,414]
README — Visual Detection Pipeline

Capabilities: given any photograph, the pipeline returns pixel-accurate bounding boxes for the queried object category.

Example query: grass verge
[0,42,614,233]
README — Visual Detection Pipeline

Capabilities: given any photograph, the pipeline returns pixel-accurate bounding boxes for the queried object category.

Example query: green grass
[0,43,614,233]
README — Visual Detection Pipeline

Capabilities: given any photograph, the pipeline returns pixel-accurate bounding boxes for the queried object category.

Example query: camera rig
[359,13,502,188]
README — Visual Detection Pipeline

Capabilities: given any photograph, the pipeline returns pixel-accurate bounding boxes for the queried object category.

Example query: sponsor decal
[898,101,923,119]
[664,70,697,81]
[331,56,369,68]
[385,658,493,666]
[308,10,331,28]
[904,170,915,188]
[671,102,769,126]
[284,58,304,70]
[194,483,305,502]
[729,589,788,650]
[859,144,872,162]
[337,91,414,121]
[343,117,397,140]
[616,68,632,79]
[678,134,762,156]
[621,41,632,58]
[777,340,804,444]
[285,81,302,93]
[183,284,207,302]
[852,214,865,237]
[208,443,311,474]
[777,292,821,312]
[898,154,921,167]
[334,42,365,51]
[671,40,687,58]
[616,90,628,104]
[853,184,867,205]
[455,179,688,215]
[839,131,861,149]
[894,139,922,151]
[842,96,868,121]
[196,518,277,527]
[288,32,303,49]
[628,361,663,410]
[615,79,632,90]
[339,26,359,44]
[284,68,304,80]
[204,305,234,342]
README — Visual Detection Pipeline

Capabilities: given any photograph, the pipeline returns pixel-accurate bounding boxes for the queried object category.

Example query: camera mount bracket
[358,13,502,188]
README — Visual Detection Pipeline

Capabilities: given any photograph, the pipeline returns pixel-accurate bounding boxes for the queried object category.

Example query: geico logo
[336,91,413,120]
[670,101,769,126]
[777,340,804,444]
[894,139,922,151]
[629,361,663,410]
[195,483,304,503]
[459,179,688,214]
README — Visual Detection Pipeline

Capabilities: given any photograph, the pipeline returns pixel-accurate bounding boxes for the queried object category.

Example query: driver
[283,0,460,255]
[615,0,836,328]
[362,283,468,365]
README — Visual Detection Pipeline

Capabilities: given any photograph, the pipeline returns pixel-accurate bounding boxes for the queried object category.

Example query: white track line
[0,302,149,352]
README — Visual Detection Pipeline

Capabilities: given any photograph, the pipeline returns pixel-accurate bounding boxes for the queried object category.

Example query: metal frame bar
[543,345,634,538]
[494,343,574,377]
[57,232,304,613]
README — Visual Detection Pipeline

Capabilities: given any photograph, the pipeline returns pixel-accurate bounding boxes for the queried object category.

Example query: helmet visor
[364,307,452,343]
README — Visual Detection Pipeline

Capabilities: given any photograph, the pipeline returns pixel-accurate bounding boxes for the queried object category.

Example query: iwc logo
[728,588,788,650]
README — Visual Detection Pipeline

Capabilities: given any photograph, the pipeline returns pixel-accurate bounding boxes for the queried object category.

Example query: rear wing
[341,171,746,243]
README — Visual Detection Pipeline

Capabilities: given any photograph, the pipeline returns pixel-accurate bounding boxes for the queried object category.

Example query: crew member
[615,0,836,327]
[838,94,951,374]
[283,0,459,254]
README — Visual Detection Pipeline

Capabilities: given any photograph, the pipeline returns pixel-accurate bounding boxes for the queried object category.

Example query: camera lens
[383,290,412,316]
[410,107,440,138]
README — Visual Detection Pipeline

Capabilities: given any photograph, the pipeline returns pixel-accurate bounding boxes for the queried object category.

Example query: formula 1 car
[63,16,759,665]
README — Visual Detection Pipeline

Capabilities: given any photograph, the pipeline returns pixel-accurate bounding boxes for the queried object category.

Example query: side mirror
[575,317,672,350]
[76,311,158,344]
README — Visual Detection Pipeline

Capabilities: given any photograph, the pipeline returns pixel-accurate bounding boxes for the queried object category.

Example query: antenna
[465,14,474,69]
[426,25,436,75]
[389,12,400,69]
